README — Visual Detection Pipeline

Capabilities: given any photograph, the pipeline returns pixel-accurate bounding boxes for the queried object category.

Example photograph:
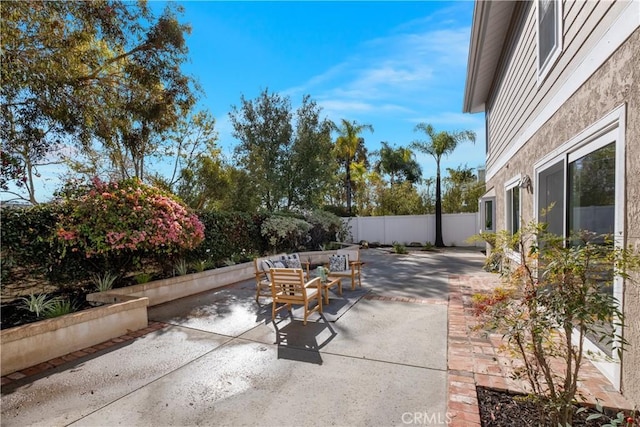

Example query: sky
[6,1,487,203]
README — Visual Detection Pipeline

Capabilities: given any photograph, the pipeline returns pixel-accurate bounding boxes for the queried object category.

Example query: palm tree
[332,119,373,216]
[411,123,476,247]
[375,141,422,185]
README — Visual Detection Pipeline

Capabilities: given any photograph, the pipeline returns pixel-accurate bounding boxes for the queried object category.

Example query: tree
[442,165,485,213]
[411,124,475,247]
[230,91,336,212]
[288,95,335,209]
[374,180,427,216]
[230,89,293,211]
[374,141,421,185]
[332,119,373,216]
[1,1,196,202]
[161,110,218,189]
[172,151,260,213]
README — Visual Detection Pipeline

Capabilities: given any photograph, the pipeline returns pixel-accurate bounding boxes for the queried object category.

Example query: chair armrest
[304,277,321,289]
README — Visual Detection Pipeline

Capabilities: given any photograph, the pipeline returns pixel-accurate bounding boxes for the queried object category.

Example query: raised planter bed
[0,295,148,376]
[1,246,360,376]
[87,246,359,308]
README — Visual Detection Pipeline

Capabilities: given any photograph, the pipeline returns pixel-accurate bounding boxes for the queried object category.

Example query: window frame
[504,175,522,263]
[536,0,563,84]
[533,105,626,390]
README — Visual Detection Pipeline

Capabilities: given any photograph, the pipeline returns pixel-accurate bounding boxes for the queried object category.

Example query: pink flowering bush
[56,178,204,261]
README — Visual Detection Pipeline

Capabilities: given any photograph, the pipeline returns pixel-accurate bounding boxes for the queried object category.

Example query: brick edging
[446,274,633,426]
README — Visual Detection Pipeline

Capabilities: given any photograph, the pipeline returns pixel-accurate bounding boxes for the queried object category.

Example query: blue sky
[175,0,485,175]
[6,1,486,202]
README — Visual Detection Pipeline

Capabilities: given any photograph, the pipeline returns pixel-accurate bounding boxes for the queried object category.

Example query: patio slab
[241,298,448,370]
[71,338,447,427]
[1,248,487,426]
[0,326,231,427]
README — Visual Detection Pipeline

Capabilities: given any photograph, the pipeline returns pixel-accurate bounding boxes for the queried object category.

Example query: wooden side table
[322,278,342,304]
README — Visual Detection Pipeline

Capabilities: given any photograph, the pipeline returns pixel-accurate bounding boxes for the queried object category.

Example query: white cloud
[288,16,472,127]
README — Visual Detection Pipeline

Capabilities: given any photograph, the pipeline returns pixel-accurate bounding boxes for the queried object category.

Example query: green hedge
[185,212,267,264]
[1,205,345,290]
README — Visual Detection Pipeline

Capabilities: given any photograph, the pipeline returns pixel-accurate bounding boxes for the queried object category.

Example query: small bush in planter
[392,242,408,254]
[473,221,640,426]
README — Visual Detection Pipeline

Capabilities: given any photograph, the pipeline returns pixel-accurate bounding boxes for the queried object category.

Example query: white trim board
[486,1,639,181]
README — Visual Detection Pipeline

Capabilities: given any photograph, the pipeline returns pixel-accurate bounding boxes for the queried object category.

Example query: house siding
[487,27,640,405]
[486,0,628,176]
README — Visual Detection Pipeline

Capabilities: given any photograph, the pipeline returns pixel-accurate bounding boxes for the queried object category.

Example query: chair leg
[303,304,308,325]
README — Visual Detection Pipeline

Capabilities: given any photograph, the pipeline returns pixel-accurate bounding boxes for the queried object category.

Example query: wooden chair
[269,268,322,325]
[254,254,311,303]
[254,254,285,303]
[328,249,363,290]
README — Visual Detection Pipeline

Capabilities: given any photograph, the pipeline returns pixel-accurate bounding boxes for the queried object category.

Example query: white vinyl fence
[342,213,483,247]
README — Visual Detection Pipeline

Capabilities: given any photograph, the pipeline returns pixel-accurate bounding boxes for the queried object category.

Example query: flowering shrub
[56,178,204,259]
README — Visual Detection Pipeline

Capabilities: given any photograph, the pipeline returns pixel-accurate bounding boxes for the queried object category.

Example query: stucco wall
[486,28,640,405]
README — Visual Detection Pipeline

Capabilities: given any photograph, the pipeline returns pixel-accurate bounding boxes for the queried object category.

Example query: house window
[534,108,624,388]
[537,0,562,80]
[506,184,520,235]
[485,200,494,231]
[537,160,564,236]
[480,197,495,232]
[568,143,616,241]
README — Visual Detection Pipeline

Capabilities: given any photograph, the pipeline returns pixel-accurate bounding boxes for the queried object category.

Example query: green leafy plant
[43,298,75,318]
[422,241,435,251]
[392,242,408,254]
[260,216,312,253]
[19,293,53,318]
[174,259,189,276]
[580,400,638,427]
[91,271,118,292]
[305,210,345,249]
[135,272,152,284]
[472,221,640,426]
[193,259,215,273]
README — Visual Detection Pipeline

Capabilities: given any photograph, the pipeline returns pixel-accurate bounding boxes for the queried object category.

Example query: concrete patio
[2,248,629,426]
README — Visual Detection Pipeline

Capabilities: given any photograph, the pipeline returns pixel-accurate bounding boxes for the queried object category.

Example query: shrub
[472,221,640,426]
[392,242,408,254]
[0,203,85,281]
[174,259,189,276]
[304,209,344,250]
[19,294,53,318]
[135,272,153,284]
[422,241,435,251]
[261,216,312,253]
[91,271,118,292]
[54,177,204,271]
[43,298,75,318]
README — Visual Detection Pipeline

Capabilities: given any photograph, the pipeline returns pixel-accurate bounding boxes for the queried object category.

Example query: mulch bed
[1,288,97,330]
[477,387,637,427]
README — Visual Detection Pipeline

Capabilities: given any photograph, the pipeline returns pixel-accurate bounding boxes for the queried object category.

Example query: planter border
[1,246,359,376]
[1,296,148,376]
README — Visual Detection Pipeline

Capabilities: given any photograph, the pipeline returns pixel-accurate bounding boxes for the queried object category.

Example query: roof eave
[462,0,516,114]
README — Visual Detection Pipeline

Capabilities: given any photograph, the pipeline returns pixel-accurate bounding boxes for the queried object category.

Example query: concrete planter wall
[1,246,359,376]
[0,295,148,376]
[87,246,360,308]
